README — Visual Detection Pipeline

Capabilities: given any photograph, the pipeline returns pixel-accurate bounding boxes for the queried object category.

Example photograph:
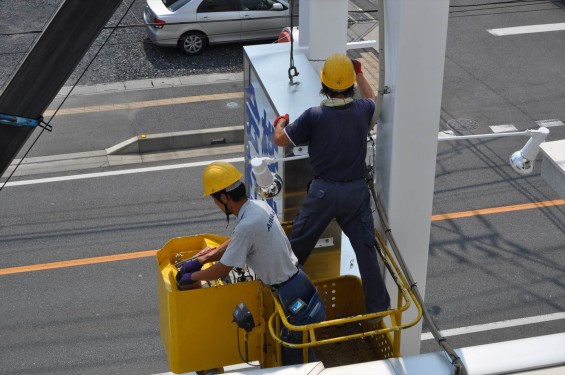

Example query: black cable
[449,0,553,8]
[287,0,299,83]
[449,6,556,17]
[450,2,554,13]
[366,176,468,374]
[235,327,260,367]
[0,0,138,193]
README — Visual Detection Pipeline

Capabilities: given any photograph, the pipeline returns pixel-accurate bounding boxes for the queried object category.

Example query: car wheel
[178,32,207,56]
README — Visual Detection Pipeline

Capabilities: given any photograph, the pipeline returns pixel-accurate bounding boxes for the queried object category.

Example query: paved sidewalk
[56,72,244,98]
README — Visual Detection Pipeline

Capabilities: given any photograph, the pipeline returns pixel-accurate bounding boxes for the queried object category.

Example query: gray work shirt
[220,199,298,286]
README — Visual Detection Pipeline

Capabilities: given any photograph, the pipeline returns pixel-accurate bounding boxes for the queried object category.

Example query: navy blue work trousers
[290,178,391,313]
[275,270,326,365]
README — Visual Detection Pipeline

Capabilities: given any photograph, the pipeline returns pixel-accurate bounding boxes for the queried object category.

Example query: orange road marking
[432,199,565,221]
[1,200,564,276]
[0,249,156,276]
[44,92,243,117]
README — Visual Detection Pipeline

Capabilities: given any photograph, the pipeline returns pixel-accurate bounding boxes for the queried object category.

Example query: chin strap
[223,203,231,228]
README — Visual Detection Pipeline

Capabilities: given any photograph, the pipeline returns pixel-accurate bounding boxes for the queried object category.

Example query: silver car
[144,0,290,56]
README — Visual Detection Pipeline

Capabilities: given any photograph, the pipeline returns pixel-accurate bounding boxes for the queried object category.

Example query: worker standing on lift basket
[175,161,326,365]
[273,53,391,315]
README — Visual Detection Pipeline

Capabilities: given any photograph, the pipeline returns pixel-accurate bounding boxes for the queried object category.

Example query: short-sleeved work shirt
[220,200,298,286]
[284,99,375,181]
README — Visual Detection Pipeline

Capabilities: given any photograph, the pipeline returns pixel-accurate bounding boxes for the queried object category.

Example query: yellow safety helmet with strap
[320,53,356,91]
[201,161,243,197]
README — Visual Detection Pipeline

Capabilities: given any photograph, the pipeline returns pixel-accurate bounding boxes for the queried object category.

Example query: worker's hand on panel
[273,113,289,128]
[352,59,362,75]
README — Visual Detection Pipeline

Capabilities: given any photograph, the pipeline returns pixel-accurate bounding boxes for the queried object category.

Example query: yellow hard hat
[201,161,243,197]
[320,53,356,91]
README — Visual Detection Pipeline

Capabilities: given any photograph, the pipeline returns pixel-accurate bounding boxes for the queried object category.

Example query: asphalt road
[1,0,565,374]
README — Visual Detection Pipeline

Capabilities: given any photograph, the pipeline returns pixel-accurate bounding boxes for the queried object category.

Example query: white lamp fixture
[250,157,283,199]
[250,153,310,199]
[509,127,550,175]
[438,127,550,175]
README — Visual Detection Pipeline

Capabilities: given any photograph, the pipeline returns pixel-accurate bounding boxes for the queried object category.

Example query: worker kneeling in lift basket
[175,161,326,365]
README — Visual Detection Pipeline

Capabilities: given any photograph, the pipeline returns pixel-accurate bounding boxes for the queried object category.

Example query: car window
[162,0,193,12]
[240,0,271,11]
[197,0,238,13]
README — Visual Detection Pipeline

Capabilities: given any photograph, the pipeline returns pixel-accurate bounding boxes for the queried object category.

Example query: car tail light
[153,17,166,29]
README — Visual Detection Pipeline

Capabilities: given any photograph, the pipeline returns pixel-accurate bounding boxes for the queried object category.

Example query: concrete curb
[106,125,244,155]
[3,127,245,179]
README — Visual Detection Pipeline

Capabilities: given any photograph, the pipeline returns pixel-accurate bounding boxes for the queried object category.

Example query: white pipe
[438,130,530,141]
[254,154,309,165]
[437,128,549,142]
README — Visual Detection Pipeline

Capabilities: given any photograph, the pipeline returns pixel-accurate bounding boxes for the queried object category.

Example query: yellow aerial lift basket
[156,234,266,374]
[156,233,422,373]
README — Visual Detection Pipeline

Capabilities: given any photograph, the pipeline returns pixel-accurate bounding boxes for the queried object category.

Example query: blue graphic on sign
[245,83,280,213]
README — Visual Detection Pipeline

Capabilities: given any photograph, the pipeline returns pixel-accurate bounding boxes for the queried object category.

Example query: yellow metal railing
[266,229,423,357]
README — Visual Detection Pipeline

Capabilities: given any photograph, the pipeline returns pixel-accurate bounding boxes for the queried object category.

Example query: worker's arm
[198,239,230,264]
[178,239,231,275]
[353,59,376,101]
[273,116,293,147]
[191,261,233,282]
[357,72,376,101]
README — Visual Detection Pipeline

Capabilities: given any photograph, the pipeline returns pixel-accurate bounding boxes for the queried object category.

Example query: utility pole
[0,0,122,177]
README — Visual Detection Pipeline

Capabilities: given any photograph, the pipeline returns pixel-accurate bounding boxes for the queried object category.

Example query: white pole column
[375,0,450,355]
[300,0,349,72]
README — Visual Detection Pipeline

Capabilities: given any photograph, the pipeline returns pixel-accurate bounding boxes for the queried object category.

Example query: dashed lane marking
[490,124,517,133]
[536,119,564,128]
[488,23,565,36]
[44,92,244,117]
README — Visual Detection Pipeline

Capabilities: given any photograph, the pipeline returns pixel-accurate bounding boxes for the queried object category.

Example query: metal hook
[288,66,299,83]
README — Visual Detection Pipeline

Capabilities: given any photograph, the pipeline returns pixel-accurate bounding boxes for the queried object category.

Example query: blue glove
[180,259,202,273]
[176,272,197,290]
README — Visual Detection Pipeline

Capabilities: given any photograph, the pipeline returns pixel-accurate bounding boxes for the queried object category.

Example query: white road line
[536,119,564,128]
[2,157,244,188]
[488,23,565,36]
[421,311,565,341]
[490,124,517,133]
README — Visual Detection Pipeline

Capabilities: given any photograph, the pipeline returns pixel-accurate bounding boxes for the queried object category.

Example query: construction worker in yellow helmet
[272,53,391,315]
[176,161,326,365]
